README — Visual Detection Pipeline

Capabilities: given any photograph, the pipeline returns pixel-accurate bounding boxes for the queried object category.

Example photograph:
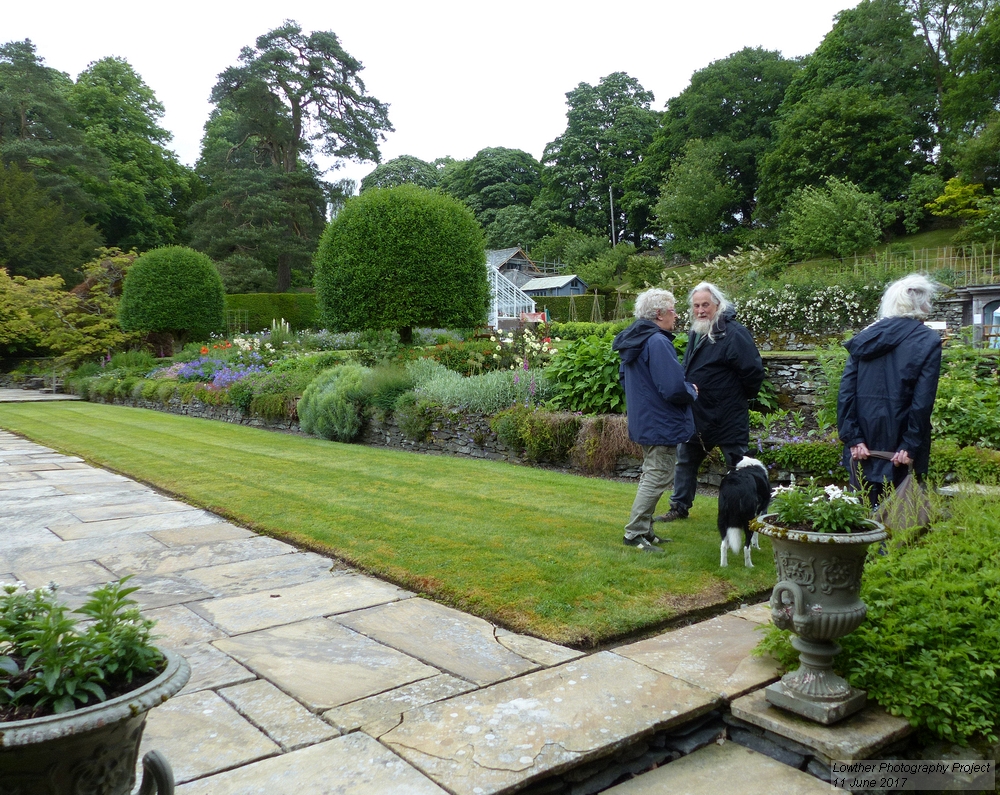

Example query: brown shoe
[653,508,688,522]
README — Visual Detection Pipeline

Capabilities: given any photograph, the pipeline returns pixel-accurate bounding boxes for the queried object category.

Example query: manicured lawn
[0,402,775,646]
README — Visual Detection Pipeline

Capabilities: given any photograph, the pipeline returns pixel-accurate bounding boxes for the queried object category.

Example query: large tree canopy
[314,185,488,343]
[624,47,798,237]
[69,57,195,251]
[211,20,392,174]
[196,21,392,291]
[360,155,439,192]
[540,72,659,244]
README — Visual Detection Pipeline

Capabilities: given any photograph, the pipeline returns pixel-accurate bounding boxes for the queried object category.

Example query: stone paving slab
[100,536,295,577]
[46,509,225,540]
[220,679,339,751]
[730,689,914,764]
[214,618,440,711]
[0,532,167,572]
[728,602,772,624]
[614,614,780,700]
[193,573,411,634]
[145,603,228,648]
[139,689,280,784]
[174,642,256,695]
[381,651,721,795]
[177,551,338,597]
[174,734,448,795]
[16,560,117,590]
[149,522,254,547]
[495,628,585,666]
[70,499,205,523]
[323,673,478,736]
[338,598,542,686]
[603,739,831,794]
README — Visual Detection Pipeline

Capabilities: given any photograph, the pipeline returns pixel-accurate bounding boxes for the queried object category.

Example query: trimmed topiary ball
[119,247,225,344]
[313,185,489,344]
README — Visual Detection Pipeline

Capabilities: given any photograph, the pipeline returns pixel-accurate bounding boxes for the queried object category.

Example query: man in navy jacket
[613,289,698,552]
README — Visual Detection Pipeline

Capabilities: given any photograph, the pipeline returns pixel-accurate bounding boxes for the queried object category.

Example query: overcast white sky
[7,0,860,189]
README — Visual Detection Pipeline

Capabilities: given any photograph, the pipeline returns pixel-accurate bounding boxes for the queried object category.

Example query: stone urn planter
[0,649,190,795]
[756,515,887,725]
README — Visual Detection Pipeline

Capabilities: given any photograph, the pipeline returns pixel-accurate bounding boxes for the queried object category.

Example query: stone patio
[0,420,908,794]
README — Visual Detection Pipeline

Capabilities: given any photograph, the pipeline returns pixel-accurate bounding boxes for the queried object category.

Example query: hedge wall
[534,294,625,323]
[224,293,319,332]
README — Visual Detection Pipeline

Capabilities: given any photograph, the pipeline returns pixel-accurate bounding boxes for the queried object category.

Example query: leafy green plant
[767,480,871,533]
[545,334,624,415]
[393,392,444,441]
[414,368,550,414]
[297,364,368,442]
[1,577,162,719]
[489,407,581,464]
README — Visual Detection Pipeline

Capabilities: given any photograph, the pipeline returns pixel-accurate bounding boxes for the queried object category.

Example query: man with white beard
[655,282,765,523]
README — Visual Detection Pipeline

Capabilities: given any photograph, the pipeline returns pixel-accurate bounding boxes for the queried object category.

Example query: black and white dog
[717,457,771,567]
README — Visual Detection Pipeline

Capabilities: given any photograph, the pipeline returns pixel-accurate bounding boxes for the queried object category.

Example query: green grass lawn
[0,402,775,646]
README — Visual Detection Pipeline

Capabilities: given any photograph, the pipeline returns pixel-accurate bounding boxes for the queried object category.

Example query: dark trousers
[669,440,747,514]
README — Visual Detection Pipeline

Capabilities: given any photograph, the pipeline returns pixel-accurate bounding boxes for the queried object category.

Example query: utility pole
[609,187,616,247]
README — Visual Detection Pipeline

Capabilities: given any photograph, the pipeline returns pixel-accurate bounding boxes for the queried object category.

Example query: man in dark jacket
[838,274,942,506]
[613,288,698,552]
[657,282,765,522]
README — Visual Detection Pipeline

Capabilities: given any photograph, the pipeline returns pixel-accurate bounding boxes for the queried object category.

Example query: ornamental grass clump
[768,480,872,533]
[0,577,162,720]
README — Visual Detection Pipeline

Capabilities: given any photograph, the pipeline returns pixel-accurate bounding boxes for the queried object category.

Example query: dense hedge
[314,185,489,337]
[224,293,319,332]
[534,294,615,323]
[118,247,224,342]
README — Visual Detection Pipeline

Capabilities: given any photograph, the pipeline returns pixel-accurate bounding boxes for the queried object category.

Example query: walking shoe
[624,535,664,552]
[653,508,688,522]
[644,531,671,545]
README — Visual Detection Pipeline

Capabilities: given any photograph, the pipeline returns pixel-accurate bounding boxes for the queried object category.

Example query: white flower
[824,484,844,500]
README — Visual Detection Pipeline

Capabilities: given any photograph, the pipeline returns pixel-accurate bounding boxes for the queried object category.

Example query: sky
[7,0,861,190]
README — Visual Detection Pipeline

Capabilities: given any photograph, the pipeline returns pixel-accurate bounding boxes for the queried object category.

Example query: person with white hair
[612,288,698,552]
[837,273,943,505]
[656,281,765,523]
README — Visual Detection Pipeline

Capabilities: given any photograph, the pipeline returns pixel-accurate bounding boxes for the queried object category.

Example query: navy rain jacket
[837,317,942,479]
[682,308,764,448]
[612,319,697,446]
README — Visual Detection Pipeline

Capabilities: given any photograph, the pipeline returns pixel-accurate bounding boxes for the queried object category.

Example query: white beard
[690,317,715,340]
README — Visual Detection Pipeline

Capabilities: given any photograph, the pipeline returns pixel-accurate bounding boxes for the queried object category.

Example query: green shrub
[757,439,845,480]
[541,320,630,341]
[223,293,319,332]
[109,351,156,371]
[314,185,489,342]
[155,380,176,404]
[780,177,889,259]
[490,407,581,464]
[353,329,401,367]
[415,368,551,414]
[545,334,624,415]
[138,379,160,400]
[297,364,368,442]
[410,340,499,376]
[357,365,415,414]
[929,441,1000,485]
[118,247,225,344]
[394,392,444,441]
[249,393,291,420]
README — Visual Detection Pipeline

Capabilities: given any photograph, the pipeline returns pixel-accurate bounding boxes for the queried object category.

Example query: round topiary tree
[118,246,225,348]
[314,184,489,343]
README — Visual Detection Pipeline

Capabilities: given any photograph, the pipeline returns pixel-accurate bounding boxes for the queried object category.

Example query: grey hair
[689,282,731,315]
[878,274,941,320]
[634,288,677,320]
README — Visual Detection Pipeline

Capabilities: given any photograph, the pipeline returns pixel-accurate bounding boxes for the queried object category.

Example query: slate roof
[520,275,587,292]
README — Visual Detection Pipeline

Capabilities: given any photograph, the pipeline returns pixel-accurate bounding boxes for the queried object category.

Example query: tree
[439,147,543,227]
[211,20,392,174]
[118,246,224,345]
[757,87,916,216]
[68,57,195,251]
[188,108,329,293]
[200,21,392,291]
[0,39,100,217]
[484,205,544,249]
[624,48,798,237]
[654,139,740,260]
[314,186,488,343]
[540,72,659,244]
[780,177,889,259]
[360,155,439,192]
[0,163,100,281]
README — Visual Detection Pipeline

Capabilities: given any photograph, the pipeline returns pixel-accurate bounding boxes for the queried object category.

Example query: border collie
[717,457,771,567]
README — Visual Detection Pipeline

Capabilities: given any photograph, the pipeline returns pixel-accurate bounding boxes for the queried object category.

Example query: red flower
[200,346,209,354]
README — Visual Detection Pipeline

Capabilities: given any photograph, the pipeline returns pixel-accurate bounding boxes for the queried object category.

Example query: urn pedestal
[756,517,886,725]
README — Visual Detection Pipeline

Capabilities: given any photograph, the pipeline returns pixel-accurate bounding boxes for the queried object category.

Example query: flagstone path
[0,415,847,795]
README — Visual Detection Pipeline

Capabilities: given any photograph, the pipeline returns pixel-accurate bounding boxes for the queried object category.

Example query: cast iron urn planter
[756,515,887,725]
[0,650,190,795]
